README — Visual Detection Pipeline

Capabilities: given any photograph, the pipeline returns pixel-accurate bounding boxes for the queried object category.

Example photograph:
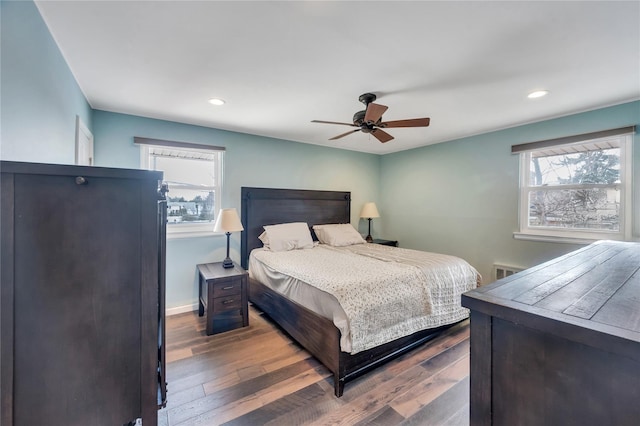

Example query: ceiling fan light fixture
[208,98,226,106]
[528,90,549,99]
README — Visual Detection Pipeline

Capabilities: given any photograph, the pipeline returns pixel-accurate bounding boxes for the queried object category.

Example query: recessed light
[528,90,549,99]
[208,98,226,106]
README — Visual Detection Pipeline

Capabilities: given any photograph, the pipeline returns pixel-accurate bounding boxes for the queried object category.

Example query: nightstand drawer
[212,279,242,298]
[212,295,242,312]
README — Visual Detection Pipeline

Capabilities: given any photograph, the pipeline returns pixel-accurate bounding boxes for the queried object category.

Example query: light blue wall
[93,110,380,310]
[381,101,640,283]
[1,0,92,163]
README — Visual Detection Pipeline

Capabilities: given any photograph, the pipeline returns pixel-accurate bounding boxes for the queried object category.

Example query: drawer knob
[222,299,235,305]
[222,286,234,290]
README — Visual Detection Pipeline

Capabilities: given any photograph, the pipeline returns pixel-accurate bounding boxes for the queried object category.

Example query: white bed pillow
[262,222,314,252]
[258,231,270,249]
[313,223,366,247]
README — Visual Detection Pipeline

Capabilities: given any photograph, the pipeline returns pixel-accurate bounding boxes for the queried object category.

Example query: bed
[240,187,480,397]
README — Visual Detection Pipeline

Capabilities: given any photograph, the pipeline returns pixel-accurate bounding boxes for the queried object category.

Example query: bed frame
[240,187,454,397]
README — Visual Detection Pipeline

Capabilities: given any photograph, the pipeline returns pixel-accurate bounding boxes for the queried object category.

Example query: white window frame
[513,128,634,244]
[136,137,224,239]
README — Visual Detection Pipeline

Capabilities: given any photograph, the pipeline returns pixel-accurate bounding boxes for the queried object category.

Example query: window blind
[134,136,225,152]
[511,126,635,154]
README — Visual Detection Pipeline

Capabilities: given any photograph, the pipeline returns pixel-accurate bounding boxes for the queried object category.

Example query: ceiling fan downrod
[358,93,377,106]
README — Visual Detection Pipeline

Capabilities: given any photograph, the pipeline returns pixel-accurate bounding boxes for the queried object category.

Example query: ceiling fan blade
[329,129,361,140]
[371,129,394,143]
[364,103,388,124]
[379,117,430,128]
[311,120,357,127]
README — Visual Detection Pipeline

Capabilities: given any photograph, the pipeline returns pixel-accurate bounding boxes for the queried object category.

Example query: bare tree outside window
[516,128,633,242]
[528,148,620,231]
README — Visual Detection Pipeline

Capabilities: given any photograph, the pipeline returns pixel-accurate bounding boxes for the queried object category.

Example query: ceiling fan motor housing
[353,110,366,126]
[352,110,375,133]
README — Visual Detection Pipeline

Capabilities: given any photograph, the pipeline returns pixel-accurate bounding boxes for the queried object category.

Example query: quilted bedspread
[251,243,480,354]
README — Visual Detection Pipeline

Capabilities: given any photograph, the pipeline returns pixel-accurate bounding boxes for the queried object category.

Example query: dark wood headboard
[240,187,351,269]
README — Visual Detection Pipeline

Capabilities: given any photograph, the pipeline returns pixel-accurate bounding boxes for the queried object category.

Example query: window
[513,127,634,243]
[136,137,224,237]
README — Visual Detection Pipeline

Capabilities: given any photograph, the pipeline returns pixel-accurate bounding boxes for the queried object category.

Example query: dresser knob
[75,176,88,185]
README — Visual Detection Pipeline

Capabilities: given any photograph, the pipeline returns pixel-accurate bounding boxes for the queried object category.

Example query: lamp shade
[213,208,244,233]
[360,202,380,219]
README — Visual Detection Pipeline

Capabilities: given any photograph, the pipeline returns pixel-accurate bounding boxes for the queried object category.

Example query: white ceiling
[35,1,640,155]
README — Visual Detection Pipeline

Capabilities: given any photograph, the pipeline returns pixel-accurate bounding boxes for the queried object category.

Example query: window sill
[167,229,227,240]
[168,231,212,240]
[513,232,622,245]
[166,221,221,240]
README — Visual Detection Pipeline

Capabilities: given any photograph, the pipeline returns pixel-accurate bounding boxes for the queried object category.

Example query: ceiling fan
[311,93,430,143]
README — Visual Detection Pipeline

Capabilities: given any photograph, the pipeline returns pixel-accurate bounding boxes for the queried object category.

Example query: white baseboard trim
[166,303,198,316]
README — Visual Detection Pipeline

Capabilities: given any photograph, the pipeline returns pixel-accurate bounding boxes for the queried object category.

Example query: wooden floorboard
[159,305,470,425]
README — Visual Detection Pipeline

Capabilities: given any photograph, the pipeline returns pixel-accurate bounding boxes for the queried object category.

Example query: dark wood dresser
[1,161,166,426]
[461,240,640,426]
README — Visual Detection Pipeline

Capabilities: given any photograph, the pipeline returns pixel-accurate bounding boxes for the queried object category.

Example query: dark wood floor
[158,305,471,426]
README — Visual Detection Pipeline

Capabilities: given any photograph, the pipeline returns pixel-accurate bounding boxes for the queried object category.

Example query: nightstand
[197,262,249,335]
[372,238,398,247]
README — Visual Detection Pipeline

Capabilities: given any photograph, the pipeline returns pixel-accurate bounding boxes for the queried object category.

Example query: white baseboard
[166,303,198,316]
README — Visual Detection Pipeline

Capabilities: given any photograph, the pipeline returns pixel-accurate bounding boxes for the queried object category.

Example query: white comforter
[249,243,480,354]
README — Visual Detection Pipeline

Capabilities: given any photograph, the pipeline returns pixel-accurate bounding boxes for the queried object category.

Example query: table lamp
[213,208,244,268]
[360,202,380,243]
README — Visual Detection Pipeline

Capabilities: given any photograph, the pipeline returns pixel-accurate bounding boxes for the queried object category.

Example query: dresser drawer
[212,278,242,298]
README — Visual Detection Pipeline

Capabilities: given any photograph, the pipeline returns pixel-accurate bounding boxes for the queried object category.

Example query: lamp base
[365,234,373,243]
[222,232,234,268]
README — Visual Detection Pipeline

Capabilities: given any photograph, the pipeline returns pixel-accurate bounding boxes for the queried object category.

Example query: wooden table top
[197,262,247,281]
[462,240,640,345]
